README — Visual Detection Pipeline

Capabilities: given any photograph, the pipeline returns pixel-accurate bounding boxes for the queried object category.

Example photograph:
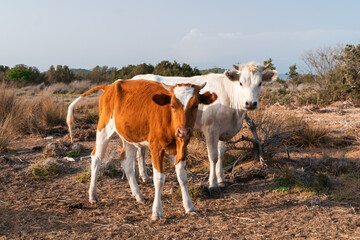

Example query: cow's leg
[216,141,226,187]
[175,159,196,214]
[149,146,165,220]
[204,128,220,189]
[137,146,150,182]
[121,143,145,203]
[89,123,115,204]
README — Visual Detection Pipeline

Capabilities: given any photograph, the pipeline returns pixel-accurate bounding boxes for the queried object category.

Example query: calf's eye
[259,82,262,87]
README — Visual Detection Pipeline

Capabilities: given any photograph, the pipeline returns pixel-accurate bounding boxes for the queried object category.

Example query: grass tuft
[75,168,103,183]
[66,150,81,158]
[29,160,59,180]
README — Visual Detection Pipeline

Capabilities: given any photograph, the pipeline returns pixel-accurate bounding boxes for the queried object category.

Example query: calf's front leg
[175,159,196,214]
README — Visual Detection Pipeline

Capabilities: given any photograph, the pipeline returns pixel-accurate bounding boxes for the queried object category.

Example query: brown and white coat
[67,79,217,220]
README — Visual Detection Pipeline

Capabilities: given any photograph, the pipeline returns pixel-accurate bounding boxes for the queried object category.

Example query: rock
[43,142,66,157]
[63,157,75,162]
[44,136,54,140]
[44,157,59,165]
[71,143,84,152]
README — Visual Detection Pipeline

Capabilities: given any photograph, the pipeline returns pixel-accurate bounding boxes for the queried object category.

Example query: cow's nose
[245,101,257,110]
[176,127,193,139]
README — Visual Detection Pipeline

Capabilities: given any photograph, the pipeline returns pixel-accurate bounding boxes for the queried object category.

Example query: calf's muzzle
[176,127,193,139]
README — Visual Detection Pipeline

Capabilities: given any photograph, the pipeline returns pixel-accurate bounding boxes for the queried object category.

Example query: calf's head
[225,62,278,110]
[152,83,217,139]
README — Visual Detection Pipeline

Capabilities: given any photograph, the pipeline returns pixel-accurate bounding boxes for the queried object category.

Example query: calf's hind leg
[122,142,145,203]
[89,123,115,204]
[137,146,150,182]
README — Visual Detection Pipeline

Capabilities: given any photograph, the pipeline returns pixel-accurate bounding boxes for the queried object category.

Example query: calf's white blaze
[173,86,194,109]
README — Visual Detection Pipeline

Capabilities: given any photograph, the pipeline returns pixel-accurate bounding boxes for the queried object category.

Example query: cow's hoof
[151,215,162,222]
[187,210,197,216]
[207,184,222,194]
[218,182,227,188]
[137,197,146,204]
[141,177,151,183]
[89,199,98,204]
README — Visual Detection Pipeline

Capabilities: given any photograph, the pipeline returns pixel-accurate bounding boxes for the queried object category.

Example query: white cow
[132,62,278,189]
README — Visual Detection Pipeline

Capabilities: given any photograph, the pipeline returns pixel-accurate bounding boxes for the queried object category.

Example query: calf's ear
[199,91,218,105]
[152,93,171,106]
[262,70,278,82]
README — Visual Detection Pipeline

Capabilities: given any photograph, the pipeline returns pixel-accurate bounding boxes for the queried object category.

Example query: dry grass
[45,80,94,95]
[0,117,16,151]
[39,94,67,126]
[0,83,69,150]
[245,107,329,149]
[291,121,329,148]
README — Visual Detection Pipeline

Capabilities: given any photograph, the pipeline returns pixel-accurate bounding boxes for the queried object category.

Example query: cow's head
[225,62,278,110]
[152,83,217,139]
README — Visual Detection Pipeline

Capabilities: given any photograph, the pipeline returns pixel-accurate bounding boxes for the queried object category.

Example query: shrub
[316,173,331,191]
[66,151,81,157]
[29,160,59,180]
[291,121,329,148]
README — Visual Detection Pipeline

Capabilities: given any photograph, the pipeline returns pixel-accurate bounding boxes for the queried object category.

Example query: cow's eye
[240,82,243,86]
[259,82,262,87]
[171,105,175,109]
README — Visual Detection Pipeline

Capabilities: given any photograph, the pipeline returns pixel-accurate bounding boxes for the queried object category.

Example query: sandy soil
[1,104,360,239]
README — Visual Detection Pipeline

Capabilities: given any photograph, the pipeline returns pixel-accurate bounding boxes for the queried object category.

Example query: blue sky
[1,0,360,73]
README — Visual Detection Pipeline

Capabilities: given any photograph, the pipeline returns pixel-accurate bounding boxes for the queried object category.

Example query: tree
[301,44,343,88]
[337,44,360,89]
[6,68,30,83]
[263,58,276,70]
[53,65,74,83]
[287,64,298,80]
[46,65,56,84]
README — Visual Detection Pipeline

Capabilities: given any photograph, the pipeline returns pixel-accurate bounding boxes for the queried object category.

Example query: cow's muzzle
[245,101,258,110]
[176,127,193,139]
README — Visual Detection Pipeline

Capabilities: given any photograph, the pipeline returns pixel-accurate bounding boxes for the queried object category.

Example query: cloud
[180,28,204,42]
[172,28,360,72]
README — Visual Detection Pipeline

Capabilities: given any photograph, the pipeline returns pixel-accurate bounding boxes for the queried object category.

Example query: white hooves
[151,215,163,221]
[141,177,151,183]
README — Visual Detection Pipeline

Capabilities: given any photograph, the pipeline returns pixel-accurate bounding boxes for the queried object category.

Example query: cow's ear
[225,70,240,81]
[262,70,278,82]
[199,91,217,105]
[152,93,171,106]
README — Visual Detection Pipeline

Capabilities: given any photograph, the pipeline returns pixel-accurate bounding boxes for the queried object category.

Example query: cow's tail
[66,85,108,142]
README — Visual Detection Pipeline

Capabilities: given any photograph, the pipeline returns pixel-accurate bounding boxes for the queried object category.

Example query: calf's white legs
[152,167,165,220]
[89,122,115,203]
[175,160,196,213]
[122,143,145,203]
[216,141,226,187]
[137,146,150,182]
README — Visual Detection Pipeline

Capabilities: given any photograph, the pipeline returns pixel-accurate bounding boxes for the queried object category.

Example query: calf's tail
[66,85,108,142]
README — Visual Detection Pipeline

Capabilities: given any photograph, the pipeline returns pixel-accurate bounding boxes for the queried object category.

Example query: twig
[85,221,111,227]
[236,217,256,221]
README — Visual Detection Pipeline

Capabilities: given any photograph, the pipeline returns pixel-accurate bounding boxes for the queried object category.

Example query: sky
[1,0,360,74]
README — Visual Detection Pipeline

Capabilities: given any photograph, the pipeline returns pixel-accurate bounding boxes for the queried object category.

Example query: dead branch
[226,112,303,166]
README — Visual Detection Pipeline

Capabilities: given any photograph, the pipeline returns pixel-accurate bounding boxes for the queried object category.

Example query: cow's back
[102,80,173,144]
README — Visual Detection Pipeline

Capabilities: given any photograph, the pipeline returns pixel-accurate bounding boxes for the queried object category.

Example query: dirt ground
[1,104,360,239]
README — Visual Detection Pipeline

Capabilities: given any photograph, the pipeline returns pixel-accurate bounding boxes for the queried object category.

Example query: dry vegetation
[1,83,360,239]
